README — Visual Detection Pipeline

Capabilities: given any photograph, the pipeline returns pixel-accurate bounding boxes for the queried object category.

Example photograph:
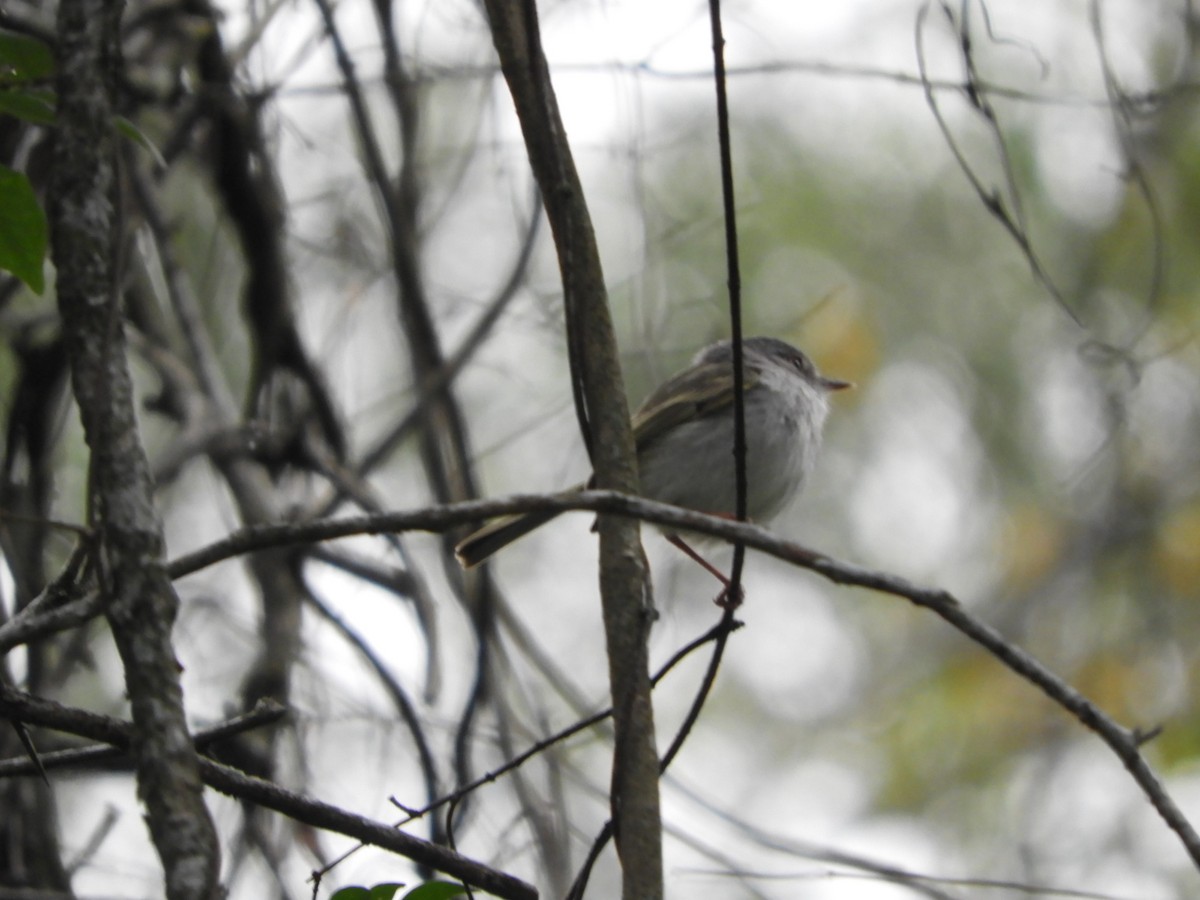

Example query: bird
[455,336,850,580]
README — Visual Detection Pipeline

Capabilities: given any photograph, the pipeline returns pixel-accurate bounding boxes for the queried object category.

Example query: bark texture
[482,2,663,896]
[48,1,222,896]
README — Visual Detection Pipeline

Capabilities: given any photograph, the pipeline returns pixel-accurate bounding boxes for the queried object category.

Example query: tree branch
[0,687,536,900]
[160,491,1200,873]
[47,1,221,896]
[479,3,661,895]
[5,483,1199,875]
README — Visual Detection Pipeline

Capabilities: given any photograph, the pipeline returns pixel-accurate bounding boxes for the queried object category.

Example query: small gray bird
[455,336,850,568]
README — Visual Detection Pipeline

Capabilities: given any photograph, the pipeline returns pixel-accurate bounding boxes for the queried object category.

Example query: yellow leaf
[1154,503,1200,599]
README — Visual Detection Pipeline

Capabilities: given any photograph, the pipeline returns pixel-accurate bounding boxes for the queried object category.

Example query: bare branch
[48,0,221,894]
[0,687,536,900]
[160,490,1200,870]
[915,1,1082,324]
[451,5,665,895]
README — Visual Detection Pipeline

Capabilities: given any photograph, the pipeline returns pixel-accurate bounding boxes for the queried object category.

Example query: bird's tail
[455,510,560,567]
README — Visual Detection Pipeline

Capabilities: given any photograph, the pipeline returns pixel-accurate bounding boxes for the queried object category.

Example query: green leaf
[368,884,406,900]
[401,882,467,900]
[0,30,54,83]
[0,164,46,294]
[330,884,406,900]
[0,87,55,125]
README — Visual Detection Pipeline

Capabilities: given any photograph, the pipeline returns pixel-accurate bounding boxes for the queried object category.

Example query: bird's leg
[665,533,744,609]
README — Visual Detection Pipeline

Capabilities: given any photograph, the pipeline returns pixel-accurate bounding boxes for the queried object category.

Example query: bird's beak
[821,376,854,392]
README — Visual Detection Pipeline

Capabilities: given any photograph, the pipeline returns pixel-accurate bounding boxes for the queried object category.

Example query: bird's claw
[714,583,744,609]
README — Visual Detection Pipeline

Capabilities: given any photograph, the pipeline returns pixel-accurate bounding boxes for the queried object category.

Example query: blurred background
[4,0,1200,897]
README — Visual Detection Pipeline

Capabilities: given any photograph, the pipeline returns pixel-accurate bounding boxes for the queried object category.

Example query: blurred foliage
[593,5,1200,893]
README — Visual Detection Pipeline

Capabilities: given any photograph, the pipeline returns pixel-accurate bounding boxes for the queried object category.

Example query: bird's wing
[631,360,762,451]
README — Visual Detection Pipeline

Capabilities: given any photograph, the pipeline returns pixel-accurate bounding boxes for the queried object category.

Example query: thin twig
[1089,0,1168,343]
[707,0,749,593]
[302,586,443,838]
[0,698,288,776]
[915,1,1081,324]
